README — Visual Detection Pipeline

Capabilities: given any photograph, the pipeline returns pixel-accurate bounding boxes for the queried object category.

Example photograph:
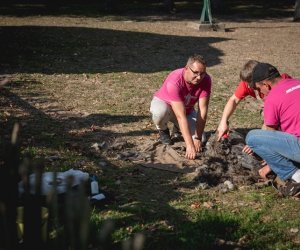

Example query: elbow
[230,95,240,105]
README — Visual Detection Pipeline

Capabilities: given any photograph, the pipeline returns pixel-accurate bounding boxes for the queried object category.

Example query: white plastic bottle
[91,176,99,195]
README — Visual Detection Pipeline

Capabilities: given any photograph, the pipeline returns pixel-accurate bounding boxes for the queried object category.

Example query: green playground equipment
[200,0,213,24]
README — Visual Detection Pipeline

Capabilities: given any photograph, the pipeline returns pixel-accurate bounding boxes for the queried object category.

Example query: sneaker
[159,128,172,145]
[172,124,182,139]
[272,177,300,197]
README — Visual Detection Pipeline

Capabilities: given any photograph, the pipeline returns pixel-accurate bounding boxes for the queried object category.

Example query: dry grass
[1,1,300,249]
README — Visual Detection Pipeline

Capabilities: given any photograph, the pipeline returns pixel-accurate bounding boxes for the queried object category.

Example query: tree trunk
[105,0,120,12]
[163,0,176,13]
[295,0,300,21]
[211,0,223,14]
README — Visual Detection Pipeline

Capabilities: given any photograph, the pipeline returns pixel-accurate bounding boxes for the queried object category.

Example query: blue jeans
[246,129,300,180]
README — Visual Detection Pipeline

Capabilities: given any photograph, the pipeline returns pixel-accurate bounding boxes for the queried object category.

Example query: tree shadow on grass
[0,84,288,250]
[0,86,246,250]
[0,25,228,75]
[0,0,296,22]
[0,86,151,153]
[91,163,244,250]
[91,161,284,250]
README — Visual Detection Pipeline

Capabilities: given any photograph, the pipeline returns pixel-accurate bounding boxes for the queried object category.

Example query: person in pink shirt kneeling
[246,62,300,197]
[217,60,292,180]
[150,55,212,160]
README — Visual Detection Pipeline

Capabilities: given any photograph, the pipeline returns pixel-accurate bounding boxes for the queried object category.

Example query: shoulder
[200,74,212,90]
[235,80,249,93]
[281,73,292,79]
[234,80,256,99]
[206,73,212,80]
[277,78,298,86]
[237,80,248,88]
[235,81,249,92]
[265,83,284,102]
[203,74,212,84]
[169,68,184,77]
[165,68,184,82]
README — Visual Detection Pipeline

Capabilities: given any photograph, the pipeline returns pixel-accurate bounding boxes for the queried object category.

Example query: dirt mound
[111,130,261,190]
[197,130,261,188]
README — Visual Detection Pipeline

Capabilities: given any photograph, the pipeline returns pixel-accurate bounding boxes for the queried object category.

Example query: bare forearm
[220,97,238,124]
[217,95,240,140]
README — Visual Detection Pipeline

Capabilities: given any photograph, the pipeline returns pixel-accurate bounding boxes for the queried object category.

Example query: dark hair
[249,63,280,88]
[239,60,259,83]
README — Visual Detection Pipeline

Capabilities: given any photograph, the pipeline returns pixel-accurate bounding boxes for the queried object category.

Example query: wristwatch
[194,136,201,141]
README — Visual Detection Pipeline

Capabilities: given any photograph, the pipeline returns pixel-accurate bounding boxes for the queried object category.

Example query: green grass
[1,1,300,249]
[86,184,300,249]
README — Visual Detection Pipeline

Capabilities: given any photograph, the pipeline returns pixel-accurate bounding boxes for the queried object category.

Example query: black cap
[252,63,280,84]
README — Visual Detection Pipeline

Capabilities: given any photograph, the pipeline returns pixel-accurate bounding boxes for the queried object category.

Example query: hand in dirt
[193,138,202,153]
[260,160,267,167]
[185,145,196,160]
[258,164,271,180]
[242,145,253,155]
[217,122,229,141]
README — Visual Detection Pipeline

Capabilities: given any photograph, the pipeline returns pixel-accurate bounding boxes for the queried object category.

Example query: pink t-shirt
[264,78,300,139]
[154,68,212,114]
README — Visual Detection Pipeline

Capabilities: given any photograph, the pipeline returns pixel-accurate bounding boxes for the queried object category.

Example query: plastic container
[90,176,99,195]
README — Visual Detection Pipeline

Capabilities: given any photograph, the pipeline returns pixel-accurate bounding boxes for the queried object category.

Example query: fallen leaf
[190,202,201,209]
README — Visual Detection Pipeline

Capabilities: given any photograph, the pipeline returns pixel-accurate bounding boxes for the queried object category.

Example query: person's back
[264,78,300,138]
[246,62,300,197]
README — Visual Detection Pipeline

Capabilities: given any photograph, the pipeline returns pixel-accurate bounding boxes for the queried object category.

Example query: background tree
[295,0,300,21]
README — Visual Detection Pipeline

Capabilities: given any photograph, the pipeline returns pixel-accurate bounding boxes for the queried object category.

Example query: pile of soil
[111,130,262,190]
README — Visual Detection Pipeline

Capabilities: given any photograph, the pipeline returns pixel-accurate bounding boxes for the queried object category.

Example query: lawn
[0,1,300,249]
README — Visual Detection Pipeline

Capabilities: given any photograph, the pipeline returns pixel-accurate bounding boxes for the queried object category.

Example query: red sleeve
[233,74,290,101]
[281,73,292,79]
[234,81,256,100]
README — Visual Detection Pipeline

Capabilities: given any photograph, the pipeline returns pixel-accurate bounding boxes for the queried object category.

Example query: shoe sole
[272,181,300,197]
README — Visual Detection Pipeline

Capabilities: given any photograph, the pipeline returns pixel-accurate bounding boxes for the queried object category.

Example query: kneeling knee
[245,130,259,146]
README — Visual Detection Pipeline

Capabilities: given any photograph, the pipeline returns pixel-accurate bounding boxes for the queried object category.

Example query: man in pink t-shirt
[246,62,300,197]
[150,55,212,160]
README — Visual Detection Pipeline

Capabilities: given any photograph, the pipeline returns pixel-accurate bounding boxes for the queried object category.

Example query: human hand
[217,121,229,141]
[185,144,196,160]
[258,164,271,180]
[242,145,253,155]
[260,160,267,166]
[193,138,202,153]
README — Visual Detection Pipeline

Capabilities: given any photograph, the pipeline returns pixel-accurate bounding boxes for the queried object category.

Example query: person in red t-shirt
[217,60,259,139]
[217,60,291,140]
[217,60,291,179]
